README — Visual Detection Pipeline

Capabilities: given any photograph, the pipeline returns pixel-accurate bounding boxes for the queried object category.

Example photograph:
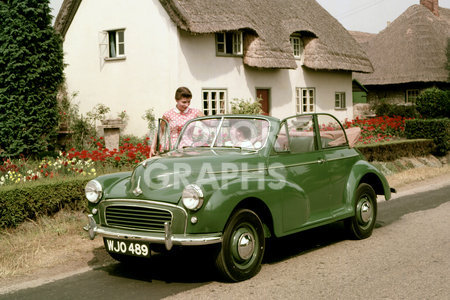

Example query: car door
[268,115,330,233]
[316,114,359,216]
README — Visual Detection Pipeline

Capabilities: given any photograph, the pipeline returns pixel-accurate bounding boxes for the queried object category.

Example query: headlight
[182,184,204,211]
[85,180,102,203]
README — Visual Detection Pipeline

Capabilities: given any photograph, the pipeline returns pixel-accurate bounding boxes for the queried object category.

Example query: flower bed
[1,117,410,187]
[1,137,151,187]
[344,116,410,145]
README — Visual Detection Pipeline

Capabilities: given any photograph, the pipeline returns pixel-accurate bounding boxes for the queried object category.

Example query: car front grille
[105,205,172,232]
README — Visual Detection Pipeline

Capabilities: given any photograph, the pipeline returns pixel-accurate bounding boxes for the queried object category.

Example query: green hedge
[416,88,450,119]
[0,177,92,228]
[373,102,419,118]
[356,139,435,161]
[405,119,450,156]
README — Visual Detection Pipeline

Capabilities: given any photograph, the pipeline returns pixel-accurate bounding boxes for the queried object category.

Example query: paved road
[2,185,449,300]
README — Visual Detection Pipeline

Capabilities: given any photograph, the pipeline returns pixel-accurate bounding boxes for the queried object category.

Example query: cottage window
[216,31,243,56]
[296,88,315,113]
[406,89,419,103]
[108,30,125,58]
[290,34,303,58]
[202,89,227,116]
[335,92,346,109]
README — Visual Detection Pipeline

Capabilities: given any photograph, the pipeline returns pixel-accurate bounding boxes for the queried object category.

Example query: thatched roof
[54,0,373,72]
[160,0,373,72]
[353,4,450,86]
[53,0,81,38]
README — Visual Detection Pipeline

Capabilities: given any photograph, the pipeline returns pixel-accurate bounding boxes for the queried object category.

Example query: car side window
[317,114,348,148]
[274,122,289,152]
[286,115,316,154]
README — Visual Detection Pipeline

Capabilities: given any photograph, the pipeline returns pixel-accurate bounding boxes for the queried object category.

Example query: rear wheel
[215,209,265,282]
[345,183,377,239]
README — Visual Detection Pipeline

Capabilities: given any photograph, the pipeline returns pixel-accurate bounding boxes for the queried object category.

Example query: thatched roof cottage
[55,0,372,135]
[352,0,450,105]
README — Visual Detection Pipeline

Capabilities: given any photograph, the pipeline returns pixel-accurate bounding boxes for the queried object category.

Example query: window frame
[334,92,346,110]
[406,89,419,104]
[295,87,315,114]
[107,29,126,59]
[202,89,228,116]
[216,31,243,56]
[290,34,303,59]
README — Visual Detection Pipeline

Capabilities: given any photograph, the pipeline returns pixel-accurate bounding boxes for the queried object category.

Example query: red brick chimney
[420,0,439,16]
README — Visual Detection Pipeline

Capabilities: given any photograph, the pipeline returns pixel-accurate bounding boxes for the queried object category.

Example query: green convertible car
[84,113,392,281]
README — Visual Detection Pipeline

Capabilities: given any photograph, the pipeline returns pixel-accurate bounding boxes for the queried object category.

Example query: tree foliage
[416,87,450,119]
[0,0,64,158]
[230,98,263,115]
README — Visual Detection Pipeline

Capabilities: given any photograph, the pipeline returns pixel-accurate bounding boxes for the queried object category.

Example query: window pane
[233,32,242,54]
[317,115,347,148]
[225,33,233,54]
[118,31,124,43]
[286,115,315,153]
[216,33,225,54]
[108,31,116,57]
[217,33,224,43]
[118,44,125,55]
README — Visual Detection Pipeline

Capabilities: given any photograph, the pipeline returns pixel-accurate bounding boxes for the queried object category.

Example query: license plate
[104,238,151,258]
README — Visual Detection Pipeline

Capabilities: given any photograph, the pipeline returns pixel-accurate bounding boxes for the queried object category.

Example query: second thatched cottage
[55,0,372,136]
[352,0,450,105]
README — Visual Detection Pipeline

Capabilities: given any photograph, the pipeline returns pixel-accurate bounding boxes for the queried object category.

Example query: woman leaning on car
[150,87,203,157]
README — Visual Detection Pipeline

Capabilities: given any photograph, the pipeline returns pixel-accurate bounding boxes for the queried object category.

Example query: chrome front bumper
[84,214,222,251]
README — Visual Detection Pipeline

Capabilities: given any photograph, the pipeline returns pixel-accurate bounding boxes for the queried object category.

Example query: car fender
[345,160,391,209]
[87,171,131,222]
[186,175,309,237]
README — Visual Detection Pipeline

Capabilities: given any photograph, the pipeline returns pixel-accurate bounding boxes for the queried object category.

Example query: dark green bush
[416,88,450,119]
[405,119,449,156]
[0,177,91,228]
[0,0,64,157]
[356,139,435,161]
[373,102,419,118]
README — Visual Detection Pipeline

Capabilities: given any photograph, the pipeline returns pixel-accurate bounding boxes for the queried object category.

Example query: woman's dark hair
[175,87,192,100]
[237,126,251,139]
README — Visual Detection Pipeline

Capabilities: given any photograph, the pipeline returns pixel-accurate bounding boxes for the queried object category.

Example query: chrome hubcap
[237,233,255,260]
[360,201,372,223]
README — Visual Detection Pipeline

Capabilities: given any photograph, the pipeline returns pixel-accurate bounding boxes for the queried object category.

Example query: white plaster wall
[63,1,354,137]
[63,0,179,137]
[177,32,354,123]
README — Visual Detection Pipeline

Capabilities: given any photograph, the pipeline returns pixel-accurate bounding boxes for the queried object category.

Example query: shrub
[373,102,419,118]
[416,88,450,119]
[356,139,435,161]
[142,108,157,133]
[405,119,449,156]
[0,177,91,228]
[0,0,64,158]
[230,98,263,115]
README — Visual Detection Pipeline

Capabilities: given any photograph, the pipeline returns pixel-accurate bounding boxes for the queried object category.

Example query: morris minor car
[84,113,392,281]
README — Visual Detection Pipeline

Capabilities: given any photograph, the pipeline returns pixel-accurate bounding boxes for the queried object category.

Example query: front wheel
[215,209,265,282]
[345,183,377,239]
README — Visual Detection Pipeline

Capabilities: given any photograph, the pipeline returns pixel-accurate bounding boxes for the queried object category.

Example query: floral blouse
[162,107,202,148]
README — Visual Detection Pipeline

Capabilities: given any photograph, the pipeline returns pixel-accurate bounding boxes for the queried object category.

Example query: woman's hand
[149,147,157,157]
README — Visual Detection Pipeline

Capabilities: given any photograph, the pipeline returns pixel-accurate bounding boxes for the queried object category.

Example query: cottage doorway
[256,88,270,115]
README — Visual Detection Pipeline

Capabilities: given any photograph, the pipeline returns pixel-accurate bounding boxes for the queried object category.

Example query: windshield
[177,117,269,150]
